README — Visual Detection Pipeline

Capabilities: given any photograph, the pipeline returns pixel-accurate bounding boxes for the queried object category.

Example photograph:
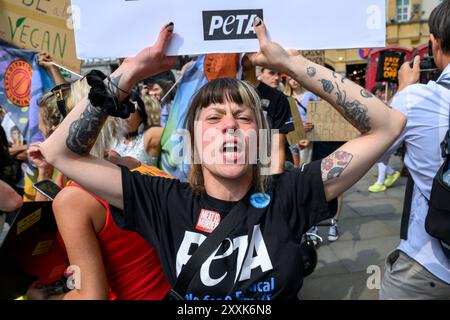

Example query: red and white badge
[195,209,221,233]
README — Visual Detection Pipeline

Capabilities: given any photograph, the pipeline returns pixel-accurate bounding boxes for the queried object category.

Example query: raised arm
[38,52,66,86]
[249,18,407,201]
[40,23,177,209]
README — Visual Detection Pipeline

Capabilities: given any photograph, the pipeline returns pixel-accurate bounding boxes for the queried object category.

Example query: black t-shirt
[256,82,291,131]
[256,82,293,163]
[111,160,336,300]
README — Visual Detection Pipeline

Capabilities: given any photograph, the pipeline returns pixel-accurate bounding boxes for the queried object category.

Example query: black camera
[409,41,442,84]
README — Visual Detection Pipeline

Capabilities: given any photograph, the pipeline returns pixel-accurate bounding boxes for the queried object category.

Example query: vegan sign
[0,0,81,72]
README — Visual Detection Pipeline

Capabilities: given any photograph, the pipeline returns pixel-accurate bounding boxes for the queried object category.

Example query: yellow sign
[17,208,42,235]
[307,101,361,141]
[0,0,81,72]
[286,97,306,146]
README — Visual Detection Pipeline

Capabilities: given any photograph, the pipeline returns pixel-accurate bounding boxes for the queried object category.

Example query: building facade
[324,0,443,86]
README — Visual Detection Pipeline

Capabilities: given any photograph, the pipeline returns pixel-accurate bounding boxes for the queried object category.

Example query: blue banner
[0,44,54,143]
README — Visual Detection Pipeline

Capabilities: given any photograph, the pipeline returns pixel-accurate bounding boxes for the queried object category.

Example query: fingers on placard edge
[253,16,268,45]
[155,22,174,52]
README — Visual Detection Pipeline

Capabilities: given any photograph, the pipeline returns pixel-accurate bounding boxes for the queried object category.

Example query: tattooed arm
[249,18,406,201]
[40,23,177,209]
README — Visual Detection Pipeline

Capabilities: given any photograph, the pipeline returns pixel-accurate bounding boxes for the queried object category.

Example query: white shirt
[381,64,450,283]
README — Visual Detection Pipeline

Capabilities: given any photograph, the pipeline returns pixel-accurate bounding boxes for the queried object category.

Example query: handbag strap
[400,175,414,240]
[172,197,250,299]
[437,80,450,159]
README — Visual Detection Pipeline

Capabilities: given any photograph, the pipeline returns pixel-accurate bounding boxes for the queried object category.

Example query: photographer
[379,0,450,299]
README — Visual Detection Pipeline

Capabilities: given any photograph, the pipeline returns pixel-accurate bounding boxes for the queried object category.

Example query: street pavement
[299,156,406,300]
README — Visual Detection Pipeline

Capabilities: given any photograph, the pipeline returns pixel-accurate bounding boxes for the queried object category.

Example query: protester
[379,0,450,299]
[258,67,281,89]
[111,92,163,167]
[284,76,316,167]
[139,82,150,97]
[21,51,70,202]
[33,77,121,198]
[35,19,406,300]
[27,80,170,300]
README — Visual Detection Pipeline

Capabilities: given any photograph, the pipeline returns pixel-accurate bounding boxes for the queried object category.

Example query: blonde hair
[185,78,270,193]
[283,81,293,97]
[283,77,304,97]
[39,78,122,158]
[141,95,161,129]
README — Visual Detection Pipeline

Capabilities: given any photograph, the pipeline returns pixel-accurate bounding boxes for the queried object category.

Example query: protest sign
[0,0,81,72]
[375,50,406,83]
[286,97,306,146]
[71,0,386,58]
[0,45,55,142]
[300,50,325,66]
[307,101,361,142]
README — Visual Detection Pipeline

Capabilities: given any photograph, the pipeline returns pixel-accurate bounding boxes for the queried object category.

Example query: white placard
[71,0,386,58]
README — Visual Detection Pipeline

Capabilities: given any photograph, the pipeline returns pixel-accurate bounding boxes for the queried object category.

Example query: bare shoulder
[52,186,106,232]
[144,126,163,140]
[144,126,163,148]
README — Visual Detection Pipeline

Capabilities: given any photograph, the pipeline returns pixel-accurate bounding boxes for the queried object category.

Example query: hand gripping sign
[71,0,386,58]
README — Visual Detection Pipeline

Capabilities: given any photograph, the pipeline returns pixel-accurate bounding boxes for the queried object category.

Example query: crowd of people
[0,0,449,300]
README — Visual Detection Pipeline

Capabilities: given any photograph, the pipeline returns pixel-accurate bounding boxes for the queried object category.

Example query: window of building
[396,0,410,22]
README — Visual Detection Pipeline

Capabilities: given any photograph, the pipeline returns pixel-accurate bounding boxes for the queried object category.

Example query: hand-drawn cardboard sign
[307,101,361,141]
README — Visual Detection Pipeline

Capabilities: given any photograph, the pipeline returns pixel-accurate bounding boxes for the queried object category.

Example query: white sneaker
[308,226,319,246]
[328,224,339,242]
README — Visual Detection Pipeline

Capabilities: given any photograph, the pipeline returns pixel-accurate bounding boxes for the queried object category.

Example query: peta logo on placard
[202,9,264,41]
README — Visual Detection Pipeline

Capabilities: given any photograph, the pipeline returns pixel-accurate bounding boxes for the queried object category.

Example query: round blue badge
[250,193,271,209]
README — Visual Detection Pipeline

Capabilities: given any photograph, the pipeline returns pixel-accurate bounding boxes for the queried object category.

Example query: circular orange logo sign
[4,60,32,107]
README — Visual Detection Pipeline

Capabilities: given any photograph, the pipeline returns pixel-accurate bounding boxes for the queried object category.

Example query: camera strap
[169,195,253,300]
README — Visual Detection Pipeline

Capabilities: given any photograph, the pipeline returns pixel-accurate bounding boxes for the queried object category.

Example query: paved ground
[299,156,406,300]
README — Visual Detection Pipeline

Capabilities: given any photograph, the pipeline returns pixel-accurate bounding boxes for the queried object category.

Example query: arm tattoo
[319,79,334,94]
[321,151,353,182]
[66,103,108,155]
[332,71,345,83]
[105,74,123,97]
[360,89,373,98]
[65,74,123,155]
[335,82,371,133]
[307,67,317,77]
